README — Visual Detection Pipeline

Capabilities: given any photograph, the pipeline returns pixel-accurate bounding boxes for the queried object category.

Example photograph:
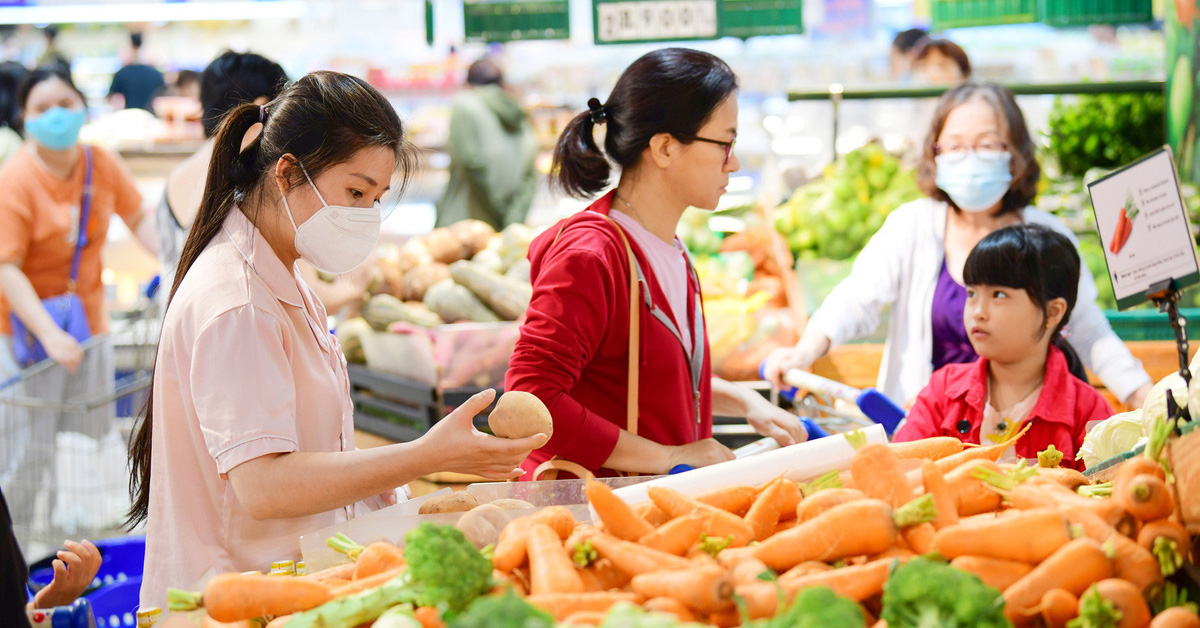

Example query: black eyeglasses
[689,134,736,166]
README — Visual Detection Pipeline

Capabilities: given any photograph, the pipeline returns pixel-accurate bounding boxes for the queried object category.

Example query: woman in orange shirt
[0,66,156,527]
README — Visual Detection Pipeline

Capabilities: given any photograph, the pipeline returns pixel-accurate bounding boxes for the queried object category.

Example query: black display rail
[348,363,769,448]
[347,364,499,443]
[786,80,1165,158]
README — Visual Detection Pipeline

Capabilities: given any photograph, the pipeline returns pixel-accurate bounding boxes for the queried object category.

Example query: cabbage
[1140,372,1200,435]
[1079,410,1148,469]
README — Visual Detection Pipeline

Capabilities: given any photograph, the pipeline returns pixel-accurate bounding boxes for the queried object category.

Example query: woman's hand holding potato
[418,389,548,480]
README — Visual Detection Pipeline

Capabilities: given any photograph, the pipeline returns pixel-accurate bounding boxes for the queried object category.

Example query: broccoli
[599,603,709,627]
[401,522,494,615]
[744,585,865,628]
[448,590,555,628]
[881,558,1012,628]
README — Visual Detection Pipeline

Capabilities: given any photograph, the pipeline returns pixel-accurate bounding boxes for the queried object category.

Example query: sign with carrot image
[1087,147,1200,309]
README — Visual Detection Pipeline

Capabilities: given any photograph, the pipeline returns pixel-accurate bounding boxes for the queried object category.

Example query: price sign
[594,0,719,45]
[463,0,570,43]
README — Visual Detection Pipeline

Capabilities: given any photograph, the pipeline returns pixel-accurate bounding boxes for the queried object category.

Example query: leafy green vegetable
[881,557,1012,628]
[599,603,710,627]
[285,575,410,628]
[746,586,865,628]
[1153,581,1200,615]
[448,590,555,628]
[1046,91,1165,177]
[402,522,495,615]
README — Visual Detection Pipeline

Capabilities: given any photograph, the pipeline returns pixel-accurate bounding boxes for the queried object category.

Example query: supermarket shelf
[787,80,1164,102]
[348,364,499,443]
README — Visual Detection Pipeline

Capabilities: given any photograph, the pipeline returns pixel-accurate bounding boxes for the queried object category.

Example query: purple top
[931,259,978,371]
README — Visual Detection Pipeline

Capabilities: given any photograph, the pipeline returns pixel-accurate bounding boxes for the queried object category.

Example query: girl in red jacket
[506,48,808,479]
[893,224,1114,469]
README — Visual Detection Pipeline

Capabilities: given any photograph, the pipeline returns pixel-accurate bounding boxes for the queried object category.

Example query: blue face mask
[935,152,1013,213]
[25,107,86,151]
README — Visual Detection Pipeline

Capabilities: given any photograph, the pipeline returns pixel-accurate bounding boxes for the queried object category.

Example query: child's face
[964,283,1060,362]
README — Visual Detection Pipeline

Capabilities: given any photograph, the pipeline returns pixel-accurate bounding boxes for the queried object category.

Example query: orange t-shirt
[0,144,143,336]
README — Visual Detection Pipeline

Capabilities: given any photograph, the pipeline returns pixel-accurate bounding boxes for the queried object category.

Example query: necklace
[614,193,652,232]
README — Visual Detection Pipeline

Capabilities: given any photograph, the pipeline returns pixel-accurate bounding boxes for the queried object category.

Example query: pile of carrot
[486,430,1198,627]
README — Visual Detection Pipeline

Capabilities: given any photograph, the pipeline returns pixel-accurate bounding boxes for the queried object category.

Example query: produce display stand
[347,363,498,443]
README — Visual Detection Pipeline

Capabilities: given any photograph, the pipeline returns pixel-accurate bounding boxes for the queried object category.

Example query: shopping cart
[1,281,159,559]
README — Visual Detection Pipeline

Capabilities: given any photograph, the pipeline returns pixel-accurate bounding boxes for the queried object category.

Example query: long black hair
[963,223,1088,382]
[17,65,85,111]
[0,61,28,134]
[126,71,416,527]
[551,47,738,198]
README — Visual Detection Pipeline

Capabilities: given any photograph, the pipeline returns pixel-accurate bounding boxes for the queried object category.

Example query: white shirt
[806,197,1151,405]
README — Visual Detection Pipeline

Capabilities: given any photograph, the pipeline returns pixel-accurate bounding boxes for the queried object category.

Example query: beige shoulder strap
[532,458,597,482]
[551,214,641,437]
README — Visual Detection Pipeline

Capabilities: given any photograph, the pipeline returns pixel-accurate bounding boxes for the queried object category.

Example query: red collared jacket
[505,192,713,478]
[892,344,1114,470]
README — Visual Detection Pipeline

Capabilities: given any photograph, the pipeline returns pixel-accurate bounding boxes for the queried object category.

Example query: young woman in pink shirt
[126,72,546,607]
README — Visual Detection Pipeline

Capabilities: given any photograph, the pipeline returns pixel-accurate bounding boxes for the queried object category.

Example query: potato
[456,503,509,548]
[490,498,536,511]
[418,491,480,515]
[425,228,471,265]
[488,391,554,440]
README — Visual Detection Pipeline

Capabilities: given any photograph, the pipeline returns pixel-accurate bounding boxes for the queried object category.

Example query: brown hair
[917,82,1040,216]
[912,38,971,79]
[126,71,415,527]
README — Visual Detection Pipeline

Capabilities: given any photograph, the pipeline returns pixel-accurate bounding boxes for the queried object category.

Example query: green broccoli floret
[401,522,494,615]
[448,590,555,628]
[881,558,1012,628]
[749,586,865,628]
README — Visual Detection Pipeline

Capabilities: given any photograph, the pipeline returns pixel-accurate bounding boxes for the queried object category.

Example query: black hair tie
[587,97,606,125]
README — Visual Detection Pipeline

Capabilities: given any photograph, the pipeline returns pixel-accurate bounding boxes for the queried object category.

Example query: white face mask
[280,164,381,274]
[935,152,1013,213]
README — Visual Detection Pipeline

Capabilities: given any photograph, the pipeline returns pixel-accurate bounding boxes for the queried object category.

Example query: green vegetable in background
[881,557,1012,628]
[746,586,866,628]
[1046,91,1166,178]
[449,590,555,628]
[401,522,495,615]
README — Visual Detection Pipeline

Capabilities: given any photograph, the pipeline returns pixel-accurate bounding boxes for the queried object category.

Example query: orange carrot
[1025,467,1089,491]
[528,523,585,595]
[779,557,898,602]
[852,443,916,508]
[1009,483,1131,529]
[731,557,773,586]
[352,542,405,579]
[695,485,759,515]
[1137,519,1190,560]
[949,556,1035,591]
[945,459,1003,516]
[902,522,936,555]
[413,606,445,628]
[1061,507,1162,596]
[779,561,833,581]
[492,523,528,572]
[525,592,639,621]
[631,567,734,614]
[1115,456,1167,485]
[732,582,780,620]
[920,460,960,530]
[869,547,916,562]
[200,573,333,623]
[576,559,633,595]
[935,423,1030,474]
[586,480,654,542]
[300,563,355,583]
[1039,588,1078,628]
[647,487,755,547]
[646,485,712,519]
[752,496,936,571]
[633,502,670,527]
[796,488,866,523]
[1003,538,1113,625]
[560,610,606,626]
[329,567,404,597]
[931,508,1071,563]
[745,478,793,542]
[589,531,690,576]
[203,619,252,628]
[1151,607,1200,628]
[637,513,705,556]
[773,519,801,535]
[776,479,802,522]
[1115,474,1173,522]
[643,597,699,622]
[890,437,965,460]
[530,506,577,540]
[1086,579,1151,628]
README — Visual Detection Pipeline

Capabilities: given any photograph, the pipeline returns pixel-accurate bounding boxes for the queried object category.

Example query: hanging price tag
[594,0,718,44]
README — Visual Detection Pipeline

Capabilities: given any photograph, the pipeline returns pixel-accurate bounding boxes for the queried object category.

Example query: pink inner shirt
[609,209,692,354]
[140,208,382,608]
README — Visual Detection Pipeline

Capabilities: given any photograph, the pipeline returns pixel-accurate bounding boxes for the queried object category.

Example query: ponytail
[127,72,412,528]
[1054,337,1090,384]
[551,107,612,198]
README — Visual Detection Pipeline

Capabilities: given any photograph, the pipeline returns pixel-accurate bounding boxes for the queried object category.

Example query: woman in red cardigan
[505,48,808,479]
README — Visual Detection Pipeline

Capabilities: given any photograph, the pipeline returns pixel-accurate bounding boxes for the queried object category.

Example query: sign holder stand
[1147,278,1193,431]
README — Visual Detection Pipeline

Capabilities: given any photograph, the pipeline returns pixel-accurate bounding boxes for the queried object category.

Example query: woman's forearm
[710,377,754,417]
[225,442,433,520]
[0,263,60,340]
[602,430,673,476]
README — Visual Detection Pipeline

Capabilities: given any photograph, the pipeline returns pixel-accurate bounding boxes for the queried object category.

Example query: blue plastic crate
[87,576,141,628]
[30,536,145,591]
